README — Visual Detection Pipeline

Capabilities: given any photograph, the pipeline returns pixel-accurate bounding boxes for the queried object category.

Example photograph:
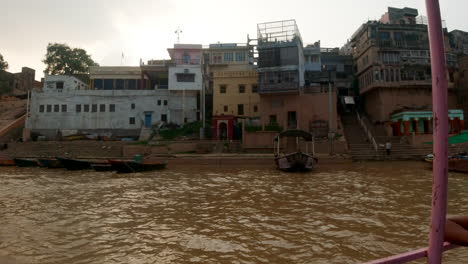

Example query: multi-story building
[27,73,171,139]
[206,43,259,140]
[350,7,461,135]
[167,44,203,124]
[256,20,338,136]
[449,30,468,56]
[0,67,37,95]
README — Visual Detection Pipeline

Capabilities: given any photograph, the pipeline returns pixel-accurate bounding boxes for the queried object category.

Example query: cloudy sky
[1,0,466,79]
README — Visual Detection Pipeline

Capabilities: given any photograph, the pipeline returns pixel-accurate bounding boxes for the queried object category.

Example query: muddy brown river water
[1,161,467,263]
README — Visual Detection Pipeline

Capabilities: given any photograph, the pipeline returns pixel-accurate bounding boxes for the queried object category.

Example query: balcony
[360,79,433,94]
[172,59,201,65]
[258,82,300,94]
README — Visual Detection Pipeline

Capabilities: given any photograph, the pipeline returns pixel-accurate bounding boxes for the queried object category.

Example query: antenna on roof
[175,27,183,44]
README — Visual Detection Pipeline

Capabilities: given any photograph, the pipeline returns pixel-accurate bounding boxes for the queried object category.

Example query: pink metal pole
[425,0,449,263]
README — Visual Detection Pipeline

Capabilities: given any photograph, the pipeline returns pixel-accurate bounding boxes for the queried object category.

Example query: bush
[245,125,262,132]
[264,123,283,132]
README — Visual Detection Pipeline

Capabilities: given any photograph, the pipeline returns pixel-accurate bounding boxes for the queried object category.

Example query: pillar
[403,121,410,135]
[414,118,419,134]
[424,119,431,134]
[461,119,465,131]
[449,118,454,134]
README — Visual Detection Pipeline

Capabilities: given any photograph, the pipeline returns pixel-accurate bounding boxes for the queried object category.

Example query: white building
[167,44,203,124]
[44,75,89,92]
[27,73,170,139]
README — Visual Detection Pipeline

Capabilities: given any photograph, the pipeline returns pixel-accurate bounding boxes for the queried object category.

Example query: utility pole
[175,27,183,44]
[326,66,335,155]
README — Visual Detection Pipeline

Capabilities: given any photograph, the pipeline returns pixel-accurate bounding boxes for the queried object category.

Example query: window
[164,100,167,106]
[93,79,103,90]
[84,104,90,112]
[176,73,195,82]
[46,105,52,112]
[56,82,64,89]
[157,100,161,106]
[252,84,258,93]
[182,52,191,64]
[220,85,227,94]
[129,117,135,125]
[269,115,277,124]
[238,84,245,93]
[61,104,67,112]
[235,52,246,62]
[224,105,228,112]
[116,79,124,90]
[131,103,135,109]
[378,31,391,40]
[288,111,297,129]
[54,104,59,112]
[76,104,81,112]
[100,104,105,112]
[237,104,244,115]
[109,104,115,112]
[91,104,97,112]
[39,105,44,112]
[254,105,258,112]
[224,52,234,62]
[104,79,114,90]
[161,114,167,122]
[212,53,222,63]
[126,79,137,90]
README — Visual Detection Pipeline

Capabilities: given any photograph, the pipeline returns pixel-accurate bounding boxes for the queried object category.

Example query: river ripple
[0,162,467,263]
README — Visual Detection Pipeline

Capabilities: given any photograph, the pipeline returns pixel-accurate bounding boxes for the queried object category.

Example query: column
[403,120,410,135]
[414,118,419,134]
[449,118,454,134]
[424,119,431,134]
[461,119,465,131]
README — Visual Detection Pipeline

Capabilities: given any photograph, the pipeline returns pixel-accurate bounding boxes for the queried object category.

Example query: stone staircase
[342,112,379,160]
[138,127,153,141]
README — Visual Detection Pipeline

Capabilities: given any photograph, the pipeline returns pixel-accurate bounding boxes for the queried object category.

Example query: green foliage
[0,53,8,71]
[43,43,98,75]
[245,124,262,132]
[264,123,283,132]
[159,122,203,141]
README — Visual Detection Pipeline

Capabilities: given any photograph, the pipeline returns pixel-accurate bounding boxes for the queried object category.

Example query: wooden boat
[448,159,468,173]
[37,158,64,169]
[108,160,166,173]
[0,158,15,166]
[14,158,38,167]
[274,130,318,172]
[91,163,115,172]
[56,157,92,170]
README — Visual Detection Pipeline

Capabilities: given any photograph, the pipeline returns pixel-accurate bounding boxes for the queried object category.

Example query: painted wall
[44,75,89,92]
[212,68,260,117]
[168,90,199,124]
[364,87,458,122]
[168,65,202,91]
[28,90,170,130]
[259,89,338,132]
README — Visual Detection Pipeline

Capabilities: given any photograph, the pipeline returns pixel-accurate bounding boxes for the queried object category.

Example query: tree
[43,43,99,75]
[0,53,8,71]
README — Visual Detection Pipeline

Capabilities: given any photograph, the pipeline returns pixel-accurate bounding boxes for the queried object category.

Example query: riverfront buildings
[20,6,468,148]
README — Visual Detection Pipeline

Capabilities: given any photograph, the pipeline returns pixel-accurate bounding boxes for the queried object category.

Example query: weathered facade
[256,20,338,136]
[350,7,458,123]
[27,74,171,139]
[0,67,36,95]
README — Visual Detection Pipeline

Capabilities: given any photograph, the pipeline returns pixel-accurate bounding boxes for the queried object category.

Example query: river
[0,161,467,263]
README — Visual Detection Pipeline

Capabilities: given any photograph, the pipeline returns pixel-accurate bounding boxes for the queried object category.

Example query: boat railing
[356,111,378,153]
[363,242,459,264]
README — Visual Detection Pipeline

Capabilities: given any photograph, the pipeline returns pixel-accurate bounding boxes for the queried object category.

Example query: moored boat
[91,163,115,172]
[0,158,15,166]
[108,160,166,173]
[14,158,38,167]
[56,157,92,170]
[274,130,318,172]
[37,158,64,169]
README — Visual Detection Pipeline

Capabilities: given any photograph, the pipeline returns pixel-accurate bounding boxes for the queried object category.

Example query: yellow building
[212,68,259,117]
[207,43,260,118]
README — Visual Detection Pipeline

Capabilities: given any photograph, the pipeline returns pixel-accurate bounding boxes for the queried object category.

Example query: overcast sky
[1,0,466,79]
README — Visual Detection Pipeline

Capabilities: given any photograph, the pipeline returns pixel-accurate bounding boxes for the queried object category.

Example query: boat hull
[56,157,92,170]
[14,158,38,167]
[91,164,115,172]
[448,159,468,173]
[275,152,317,172]
[109,160,166,173]
[37,158,64,169]
[0,159,15,166]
